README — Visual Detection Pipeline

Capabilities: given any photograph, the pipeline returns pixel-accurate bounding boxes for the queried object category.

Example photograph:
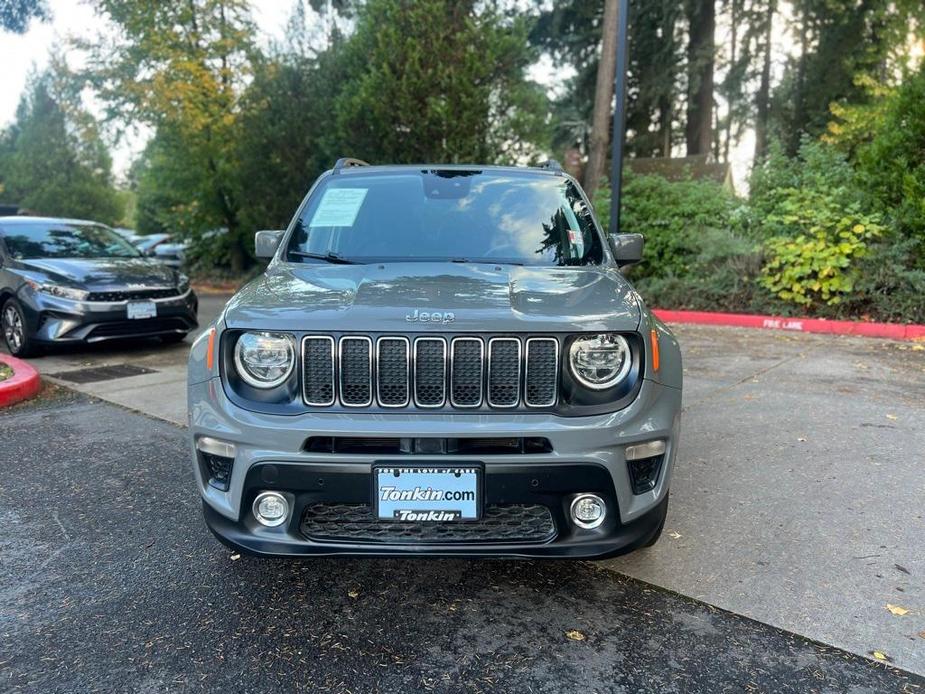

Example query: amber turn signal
[650,329,660,372]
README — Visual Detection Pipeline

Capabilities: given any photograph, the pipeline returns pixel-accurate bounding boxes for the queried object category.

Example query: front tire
[2,298,40,358]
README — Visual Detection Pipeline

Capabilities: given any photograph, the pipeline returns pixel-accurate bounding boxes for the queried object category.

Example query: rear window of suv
[287,170,605,267]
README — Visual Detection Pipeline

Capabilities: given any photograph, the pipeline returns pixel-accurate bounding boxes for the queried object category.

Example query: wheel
[2,298,40,357]
[642,495,669,548]
[160,332,189,345]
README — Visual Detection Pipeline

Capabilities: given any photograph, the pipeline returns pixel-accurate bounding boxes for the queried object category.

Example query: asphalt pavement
[1,391,921,692]
[608,326,925,673]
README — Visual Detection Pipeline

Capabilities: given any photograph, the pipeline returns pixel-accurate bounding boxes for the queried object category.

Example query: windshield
[1,221,141,260]
[286,170,605,266]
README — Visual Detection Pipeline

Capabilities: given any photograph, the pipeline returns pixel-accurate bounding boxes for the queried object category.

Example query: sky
[0,0,796,190]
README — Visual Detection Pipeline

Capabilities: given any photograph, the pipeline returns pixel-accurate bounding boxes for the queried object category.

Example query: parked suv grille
[87,288,180,302]
[301,335,559,410]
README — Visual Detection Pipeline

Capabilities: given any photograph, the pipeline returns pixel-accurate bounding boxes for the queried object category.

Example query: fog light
[570,494,606,529]
[253,491,289,527]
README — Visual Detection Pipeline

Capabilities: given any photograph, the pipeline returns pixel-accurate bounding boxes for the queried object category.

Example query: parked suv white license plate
[127,301,157,320]
[375,466,480,522]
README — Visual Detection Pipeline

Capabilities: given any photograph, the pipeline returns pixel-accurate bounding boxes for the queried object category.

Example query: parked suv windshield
[287,170,605,266]
[1,221,141,259]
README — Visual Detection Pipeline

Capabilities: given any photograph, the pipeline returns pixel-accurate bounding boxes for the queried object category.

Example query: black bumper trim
[202,461,668,559]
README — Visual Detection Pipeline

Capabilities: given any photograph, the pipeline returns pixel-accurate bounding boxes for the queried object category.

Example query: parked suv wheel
[2,298,39,358]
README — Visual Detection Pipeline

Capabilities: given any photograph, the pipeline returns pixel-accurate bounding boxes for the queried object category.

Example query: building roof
[626,155,735,192]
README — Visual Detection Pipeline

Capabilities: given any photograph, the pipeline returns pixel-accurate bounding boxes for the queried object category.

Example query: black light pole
[609,0,630,236]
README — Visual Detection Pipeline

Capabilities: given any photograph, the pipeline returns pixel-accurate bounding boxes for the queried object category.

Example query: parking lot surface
[1,392,921,692]
[609,325,925,674]
[2,316,924,679]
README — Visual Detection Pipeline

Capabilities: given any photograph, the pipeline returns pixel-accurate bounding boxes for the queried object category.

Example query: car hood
[18,258,178,290]
[223,262,641,333]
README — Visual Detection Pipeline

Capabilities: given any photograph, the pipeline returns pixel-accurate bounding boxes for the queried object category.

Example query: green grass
[0,363,13,382]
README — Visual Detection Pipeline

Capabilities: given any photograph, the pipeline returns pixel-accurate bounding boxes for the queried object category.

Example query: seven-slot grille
[301,335,558,410]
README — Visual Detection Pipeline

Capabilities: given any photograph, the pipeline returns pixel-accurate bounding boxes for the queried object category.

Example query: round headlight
[234,332,295,388]
[569,334,632,390]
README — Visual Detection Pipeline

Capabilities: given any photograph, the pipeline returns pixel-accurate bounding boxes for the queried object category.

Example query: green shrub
[592,173,766,310]
[758,191,884,306]
[594,172,746,279]
[857,66,925,268]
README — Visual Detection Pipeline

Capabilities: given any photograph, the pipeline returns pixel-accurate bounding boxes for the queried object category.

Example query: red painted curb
[0,353,42,408]
[652,309,925,342]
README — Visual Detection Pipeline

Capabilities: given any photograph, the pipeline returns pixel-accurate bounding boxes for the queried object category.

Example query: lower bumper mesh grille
[301,503,556,544]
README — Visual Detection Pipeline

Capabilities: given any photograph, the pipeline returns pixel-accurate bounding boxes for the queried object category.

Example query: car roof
[0,216,106,226]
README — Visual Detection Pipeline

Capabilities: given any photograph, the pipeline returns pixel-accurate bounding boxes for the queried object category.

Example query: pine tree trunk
[754,0,775,162]
[790,10,809,154]
[685,0,715,156]
[723,0,739,163]
[583,0,620,195]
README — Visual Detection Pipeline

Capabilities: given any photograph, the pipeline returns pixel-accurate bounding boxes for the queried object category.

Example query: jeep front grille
[301,335,559,410]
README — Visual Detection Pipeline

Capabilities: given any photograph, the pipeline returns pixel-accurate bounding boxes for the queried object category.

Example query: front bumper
[20,288,199,344]
[188,376,681,558]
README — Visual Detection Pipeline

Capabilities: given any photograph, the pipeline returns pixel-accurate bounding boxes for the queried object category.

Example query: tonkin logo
[406,309,456,325]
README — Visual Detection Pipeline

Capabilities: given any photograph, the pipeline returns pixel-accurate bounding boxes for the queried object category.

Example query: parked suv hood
[18,258,179,289]
[223,262,641,333]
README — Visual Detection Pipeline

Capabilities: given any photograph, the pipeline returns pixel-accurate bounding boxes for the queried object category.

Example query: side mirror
[255,230,285,259]
[608,233,644,268]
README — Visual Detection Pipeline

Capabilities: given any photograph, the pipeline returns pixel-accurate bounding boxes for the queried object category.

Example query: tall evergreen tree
[335,0,548,165]
[0,69,121,223]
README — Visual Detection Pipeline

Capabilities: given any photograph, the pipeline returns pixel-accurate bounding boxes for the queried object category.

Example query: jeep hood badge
[406,309,456,325]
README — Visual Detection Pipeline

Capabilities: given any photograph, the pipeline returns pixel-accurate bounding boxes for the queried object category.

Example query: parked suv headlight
[234,332,296,388]
[569,334,632,389]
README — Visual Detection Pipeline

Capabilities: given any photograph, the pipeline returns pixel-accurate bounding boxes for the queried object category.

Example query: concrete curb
[653,309,925,341]
[0,353,42,408]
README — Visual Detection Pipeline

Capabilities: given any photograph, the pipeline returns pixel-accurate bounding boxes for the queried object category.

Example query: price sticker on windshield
[309,188,368,227]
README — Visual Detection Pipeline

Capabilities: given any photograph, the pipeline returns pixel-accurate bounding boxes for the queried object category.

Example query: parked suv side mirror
[608,233,644,268]
[255,230,285,259]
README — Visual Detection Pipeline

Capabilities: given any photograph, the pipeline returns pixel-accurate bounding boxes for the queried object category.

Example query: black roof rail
[538,159,563,173]
[333,157,370,172]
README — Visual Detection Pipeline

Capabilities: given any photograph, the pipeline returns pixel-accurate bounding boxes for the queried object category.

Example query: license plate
[127,301,157,320]
[375,466,480,522]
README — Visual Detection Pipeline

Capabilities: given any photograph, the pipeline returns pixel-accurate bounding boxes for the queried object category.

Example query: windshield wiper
[289,250,362,265]
[451,258,525,266]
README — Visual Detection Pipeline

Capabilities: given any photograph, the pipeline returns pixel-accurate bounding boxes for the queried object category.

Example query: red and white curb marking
[653,309,925,342]
[0,354,41,408]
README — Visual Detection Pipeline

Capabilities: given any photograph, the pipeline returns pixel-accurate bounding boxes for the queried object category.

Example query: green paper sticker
[309,188,368,227]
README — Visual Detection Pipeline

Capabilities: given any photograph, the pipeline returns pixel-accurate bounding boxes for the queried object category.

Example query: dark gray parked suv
[188,160,682,558]
[0,217,198,356]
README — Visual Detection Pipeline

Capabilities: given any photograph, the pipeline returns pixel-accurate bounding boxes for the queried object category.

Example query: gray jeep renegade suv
[187,159,682,558]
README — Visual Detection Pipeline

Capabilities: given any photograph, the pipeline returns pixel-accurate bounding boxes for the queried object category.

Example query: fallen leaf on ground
[886,604,909,616]
[886,414,898,421]
[565,630,586,641]
[872,651,889,661]
[911,344,924,351]
[668,531,682,539]
[918,631,925,640]
[347,589,359,599]
[230,553,241,561]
